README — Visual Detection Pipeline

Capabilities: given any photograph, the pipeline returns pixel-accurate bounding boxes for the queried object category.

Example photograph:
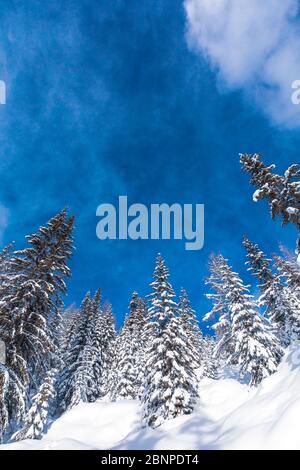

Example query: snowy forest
[0,153,299,444]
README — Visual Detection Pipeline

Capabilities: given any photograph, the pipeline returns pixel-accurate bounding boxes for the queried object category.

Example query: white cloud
[0,204,9,245]
[184,0,300,128]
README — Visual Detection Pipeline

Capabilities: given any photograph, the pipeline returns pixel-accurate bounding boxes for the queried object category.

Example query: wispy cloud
[184,0,300,128]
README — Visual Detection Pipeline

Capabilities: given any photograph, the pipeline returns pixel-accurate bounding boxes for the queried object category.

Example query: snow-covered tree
[112,292,145,401]
[240,153,300,262]
[178,288,203,368]
[12,368,57,441]
[242,237,289,342]
[142,255,198,428]
[272,254,300,340]
[58,292,95,411]
[89,289,103,401]
[206,254,283,386]
[0,364,9,442]
[243,237,274,293]
[61,304,80,355]
[205,254,234,361]
[100,302,116,398]
[201,336,219,380]
[240,154,300,229]
[0,210,74,432]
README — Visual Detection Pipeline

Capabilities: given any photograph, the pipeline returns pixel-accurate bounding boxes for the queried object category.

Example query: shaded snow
[1,344,300,450]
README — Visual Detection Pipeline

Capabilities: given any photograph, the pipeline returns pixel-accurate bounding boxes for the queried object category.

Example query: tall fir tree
[0,209,74,432]
[142,255,198,428]
[12,368,57,441]
[240,153,300,261]
[205,254,234,361]
[100,302,116,398]
[58,292,95,411]
[242,237,290,343]
[240,154,300,229]
[206,254,283,386]
[112,292,145,401]
[178,288,203,368]
[202,336,219,380]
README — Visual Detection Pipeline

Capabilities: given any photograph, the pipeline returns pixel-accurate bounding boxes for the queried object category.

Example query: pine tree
[0,210,74,432]
[100,302,116,398]
[112,292,144,401]
[89,289,103,401]
[243,237,274,293]
[61,304,80,355]
[12,368,57,441]
[178,288,203,369]
[135,298,148,398]
[240,154,300,229]
[58,292,95,411]
[206,254,283,386]
[204,254,234,361]
[0,364,9,442]
[242,237,289,342]
[142,255,198,428]
[273,254,300,340]
[202,336,219,380]
[240,153,300,262]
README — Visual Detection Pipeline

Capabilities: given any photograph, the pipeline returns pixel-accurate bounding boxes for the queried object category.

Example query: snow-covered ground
[1,344,300,450]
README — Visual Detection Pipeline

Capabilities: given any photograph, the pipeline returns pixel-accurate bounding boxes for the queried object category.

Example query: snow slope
[1,344,300,450]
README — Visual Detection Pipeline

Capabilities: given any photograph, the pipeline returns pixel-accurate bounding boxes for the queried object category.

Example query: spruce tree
[206,254,283,386]
[202,336,219,380]
[0,210,74,432]
[178,288,203,369]
[89,289,103,401]
[100,302,116,398]
[242,237,290,343]
[12,368,57,441]
[142,255,198,428]
[273,254,300,340]
[240,154,300,261]
[205,254,234,361]
[240,154,300,229]
[0,364,9,442]
[243,237,274,293]
[112,292,144,401]
[58,292,95,411]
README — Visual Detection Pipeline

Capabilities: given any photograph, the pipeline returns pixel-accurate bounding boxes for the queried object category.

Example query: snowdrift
[1,344,300,450]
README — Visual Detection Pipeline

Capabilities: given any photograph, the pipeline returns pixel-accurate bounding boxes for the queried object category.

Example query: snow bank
[1,344,300,450]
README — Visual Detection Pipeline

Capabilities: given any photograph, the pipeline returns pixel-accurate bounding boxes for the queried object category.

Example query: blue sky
[0,1,298,331]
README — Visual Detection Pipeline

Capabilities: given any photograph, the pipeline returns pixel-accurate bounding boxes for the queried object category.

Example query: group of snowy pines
[0,153,299,441]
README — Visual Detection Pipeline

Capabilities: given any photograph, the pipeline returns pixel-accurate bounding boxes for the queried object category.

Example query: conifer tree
[206,254,283,385]
[100,302,116,398]
[0,210,74,431]
[61,304,80,355]
[142,255,198,428]
[112,292,144,400]
[243,237,274,293]
[178,288,203,368]
[273,254,300,340]
[0,364,9,442]
[58,292,95,411]
[89,289,103,401]
[205,254,234,360]
[12,368,57,441]
[202,336,219,380]
[242,237,290,342]
[240,154,300,229]
[240,154,300,261]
